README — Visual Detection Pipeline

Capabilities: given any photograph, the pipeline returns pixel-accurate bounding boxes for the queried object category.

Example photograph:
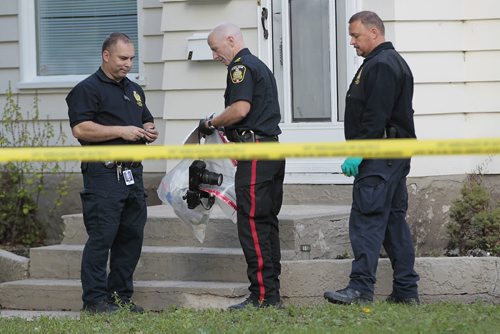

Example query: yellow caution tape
[0,138,499,163]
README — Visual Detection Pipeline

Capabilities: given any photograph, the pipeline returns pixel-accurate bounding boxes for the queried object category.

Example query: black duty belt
[228,129,279,143]
[103,161,142,169]
[254,135,279,142]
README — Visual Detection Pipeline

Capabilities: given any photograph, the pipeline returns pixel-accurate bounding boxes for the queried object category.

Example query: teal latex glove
[341,157,363,177]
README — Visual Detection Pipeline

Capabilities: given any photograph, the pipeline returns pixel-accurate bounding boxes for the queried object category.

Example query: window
[19,0,140,88]
[36,0,138,76]
[289,0,331,122]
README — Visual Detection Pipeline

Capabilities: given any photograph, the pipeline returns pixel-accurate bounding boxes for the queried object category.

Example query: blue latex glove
[341,157,363,177]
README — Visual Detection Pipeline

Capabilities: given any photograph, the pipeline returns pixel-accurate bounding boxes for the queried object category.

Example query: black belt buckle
[104,161,115,169]
[240,130,255,143]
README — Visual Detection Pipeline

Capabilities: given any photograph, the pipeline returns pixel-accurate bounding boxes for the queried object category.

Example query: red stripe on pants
[249,159,265,302]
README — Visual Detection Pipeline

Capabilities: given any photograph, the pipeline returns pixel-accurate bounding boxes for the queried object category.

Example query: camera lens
[201,170,223,186]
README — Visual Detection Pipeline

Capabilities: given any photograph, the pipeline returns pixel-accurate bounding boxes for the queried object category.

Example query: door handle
[261,7,269,39]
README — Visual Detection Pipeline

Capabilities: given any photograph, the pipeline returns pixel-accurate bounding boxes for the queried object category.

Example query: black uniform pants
[80,162,147,305]
[235,158,285,304]
[347,159,419,299]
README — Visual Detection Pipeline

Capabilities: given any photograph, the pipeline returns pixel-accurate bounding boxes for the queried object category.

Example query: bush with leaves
[0,84,70,247]
[447,172,500,256]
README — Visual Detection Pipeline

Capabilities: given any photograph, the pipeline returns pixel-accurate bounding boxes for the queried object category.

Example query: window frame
[17,0,144,89]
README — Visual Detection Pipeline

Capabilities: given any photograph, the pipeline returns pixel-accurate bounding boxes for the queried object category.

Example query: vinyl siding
[2,0,500,178]
[365,0,500,175]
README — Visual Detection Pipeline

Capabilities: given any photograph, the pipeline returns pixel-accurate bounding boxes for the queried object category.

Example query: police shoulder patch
[230,64,247,84]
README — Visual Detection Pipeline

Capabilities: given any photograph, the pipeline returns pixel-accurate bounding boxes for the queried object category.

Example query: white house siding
[140,0,166,172]
[0,0,499,180]
[0,1,19,95]
[363,0,500,176]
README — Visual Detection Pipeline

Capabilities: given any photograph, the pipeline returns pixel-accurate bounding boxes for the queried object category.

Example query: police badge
[133,91,143,107]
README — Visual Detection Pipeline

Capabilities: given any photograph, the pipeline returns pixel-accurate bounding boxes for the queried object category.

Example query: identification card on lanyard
[122,168,135,186]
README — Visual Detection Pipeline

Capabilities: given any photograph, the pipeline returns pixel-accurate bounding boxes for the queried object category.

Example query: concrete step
[0,279,248,311]
[29,244,297,282]
[30,245,248,282]
[2,257,497,312]
[62,204,352,259]
[0,204,354,313]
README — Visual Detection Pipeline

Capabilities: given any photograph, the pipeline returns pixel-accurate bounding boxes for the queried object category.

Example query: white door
[257,0,361,184]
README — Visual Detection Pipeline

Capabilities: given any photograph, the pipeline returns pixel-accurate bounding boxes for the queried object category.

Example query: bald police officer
[198,23,285,309]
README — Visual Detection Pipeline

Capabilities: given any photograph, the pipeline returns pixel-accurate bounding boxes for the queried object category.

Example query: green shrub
[447,173,500,256]
[0,84,70,247]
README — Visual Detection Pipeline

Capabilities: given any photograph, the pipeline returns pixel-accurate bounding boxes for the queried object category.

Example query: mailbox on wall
[187,33,213,61]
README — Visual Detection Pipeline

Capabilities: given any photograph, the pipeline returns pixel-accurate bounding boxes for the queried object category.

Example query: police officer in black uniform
[324,11,420,305]
[66,32,158,313]
[198,23,285,309]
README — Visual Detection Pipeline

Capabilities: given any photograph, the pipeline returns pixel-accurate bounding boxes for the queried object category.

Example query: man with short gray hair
[324,11,420,305]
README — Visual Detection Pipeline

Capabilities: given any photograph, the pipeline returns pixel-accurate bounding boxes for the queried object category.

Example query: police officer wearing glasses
[66,32,158,313]
[323,11,420,305]
[198,22,285,309]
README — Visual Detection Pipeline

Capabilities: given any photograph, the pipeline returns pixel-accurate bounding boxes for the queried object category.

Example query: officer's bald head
[207,22,246,65]
[209,22,244,44]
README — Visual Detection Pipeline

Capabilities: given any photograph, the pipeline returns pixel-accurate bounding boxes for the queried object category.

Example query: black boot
[111,297,145,313]
[82,300,119,314]
[386,293,420,305]
[324,287,372,305]
[228,297,261,310]
[228,297,282,310]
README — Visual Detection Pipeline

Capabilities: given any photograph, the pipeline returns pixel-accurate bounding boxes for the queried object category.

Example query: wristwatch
[207,120,216,131]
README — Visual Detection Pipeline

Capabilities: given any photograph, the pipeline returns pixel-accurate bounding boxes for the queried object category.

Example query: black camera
[183,160,223,209]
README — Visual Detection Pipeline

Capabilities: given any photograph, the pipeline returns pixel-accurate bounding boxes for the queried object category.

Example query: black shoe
[324,287,373,305]
[123,301,145,313]
[82,300,119,314]
[228,297,282,310]
[112,299,145,313]
[229,298,260,310]
[386,293,420,305]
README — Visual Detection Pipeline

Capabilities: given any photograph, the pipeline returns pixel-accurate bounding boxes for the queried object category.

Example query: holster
[226,129,254,143]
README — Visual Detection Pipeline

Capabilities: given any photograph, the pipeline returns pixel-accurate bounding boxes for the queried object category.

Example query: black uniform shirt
[224,48,282,137]
[66,67,154,145]
[344,42,416,140]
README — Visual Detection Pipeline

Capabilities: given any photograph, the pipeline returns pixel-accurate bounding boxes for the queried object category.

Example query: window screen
[36,0,138,76]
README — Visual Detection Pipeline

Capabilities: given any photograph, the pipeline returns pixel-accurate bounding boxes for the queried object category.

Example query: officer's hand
[341,157,363,177]
[143,123,158,143]
[121,125,149,142]
[198,118,214,136]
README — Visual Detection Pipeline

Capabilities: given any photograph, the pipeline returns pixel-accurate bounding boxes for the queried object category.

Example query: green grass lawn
[0,302,499,334]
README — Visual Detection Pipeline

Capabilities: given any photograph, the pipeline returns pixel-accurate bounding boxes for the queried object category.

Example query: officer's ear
[102,49,110,63]
[226,35,236,46]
